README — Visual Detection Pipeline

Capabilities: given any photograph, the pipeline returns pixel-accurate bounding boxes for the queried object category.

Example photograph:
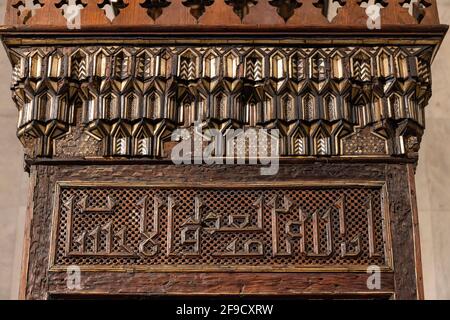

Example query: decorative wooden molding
[8,44,433,158]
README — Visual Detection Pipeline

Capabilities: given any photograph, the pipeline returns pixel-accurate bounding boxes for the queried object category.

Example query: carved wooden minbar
[1,0,447,300]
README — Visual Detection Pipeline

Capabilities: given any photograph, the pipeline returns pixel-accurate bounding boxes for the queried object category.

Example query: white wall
[416,0,450,300]
[0,0,28,299]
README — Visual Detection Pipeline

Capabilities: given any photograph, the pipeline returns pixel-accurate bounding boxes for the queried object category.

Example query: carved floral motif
[269,0,302,22]
[140,0,171,21]
[182,0,214,20]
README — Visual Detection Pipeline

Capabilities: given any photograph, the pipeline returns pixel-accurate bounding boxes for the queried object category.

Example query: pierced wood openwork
[49,182,389,271]
[0,0,447,300]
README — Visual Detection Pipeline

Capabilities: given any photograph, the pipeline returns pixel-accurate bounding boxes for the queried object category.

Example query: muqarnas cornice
[8,44,432,160]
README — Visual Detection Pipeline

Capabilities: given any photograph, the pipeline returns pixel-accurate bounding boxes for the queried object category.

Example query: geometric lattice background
[51,184,388,271]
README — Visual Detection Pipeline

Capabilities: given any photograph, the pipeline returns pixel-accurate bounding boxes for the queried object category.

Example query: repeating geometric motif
[51,183,388,270]
[9,45,432,157]
[9,0,437,24]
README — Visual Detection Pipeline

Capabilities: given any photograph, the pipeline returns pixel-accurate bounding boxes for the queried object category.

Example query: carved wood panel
[5,0,440,28]
[49,181,391,272]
